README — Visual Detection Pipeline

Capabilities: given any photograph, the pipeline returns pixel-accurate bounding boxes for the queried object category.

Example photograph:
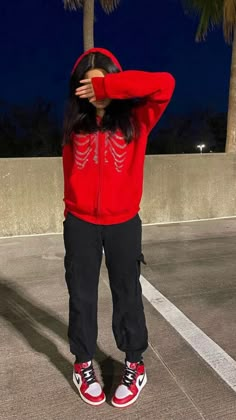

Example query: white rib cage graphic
[73,132,127,172]
[105,133,127,172]
[74,133,98,169]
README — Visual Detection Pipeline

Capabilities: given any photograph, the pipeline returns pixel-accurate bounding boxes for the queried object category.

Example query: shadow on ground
[0,277,123,399]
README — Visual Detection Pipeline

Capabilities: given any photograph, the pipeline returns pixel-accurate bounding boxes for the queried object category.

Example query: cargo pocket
[136,252,147,280]
[138,253,147,266]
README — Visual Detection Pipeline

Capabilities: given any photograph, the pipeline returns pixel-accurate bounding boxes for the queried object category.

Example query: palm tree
[63,0,120,51]
[182,0,236,152]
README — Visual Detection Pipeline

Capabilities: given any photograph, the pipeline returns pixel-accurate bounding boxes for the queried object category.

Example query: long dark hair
[63,52,139,145]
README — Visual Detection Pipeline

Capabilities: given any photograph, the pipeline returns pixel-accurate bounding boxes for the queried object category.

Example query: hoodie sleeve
[92,71,175,133]
[62,142,73,217]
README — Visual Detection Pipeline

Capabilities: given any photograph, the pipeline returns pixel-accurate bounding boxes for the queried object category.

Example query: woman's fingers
[77,79,93,92]
[80,79,91,84]
[75,86,93,95]
[75,79,95,99]
[76,89,93,97]
[75,90,94,99]
[79,93,93,99]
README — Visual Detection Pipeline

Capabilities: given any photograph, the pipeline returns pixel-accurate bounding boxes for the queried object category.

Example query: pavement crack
[148,340,208,420]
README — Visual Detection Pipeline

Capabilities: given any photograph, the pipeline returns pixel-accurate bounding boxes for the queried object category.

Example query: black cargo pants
[63,212,148,363]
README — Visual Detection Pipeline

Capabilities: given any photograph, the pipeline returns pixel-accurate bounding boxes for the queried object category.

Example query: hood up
[71,47,122,74]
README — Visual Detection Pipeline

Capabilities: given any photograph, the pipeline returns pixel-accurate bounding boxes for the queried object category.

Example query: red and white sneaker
[73,361,106,406]
[111,360,147,408]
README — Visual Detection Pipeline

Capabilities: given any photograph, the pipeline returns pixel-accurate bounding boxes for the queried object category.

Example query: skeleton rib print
[74,132,127,172]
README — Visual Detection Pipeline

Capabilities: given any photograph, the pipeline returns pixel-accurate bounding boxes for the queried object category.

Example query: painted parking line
[140,275,236,392]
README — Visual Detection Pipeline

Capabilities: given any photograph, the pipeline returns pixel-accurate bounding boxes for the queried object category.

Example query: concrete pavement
[1,218,236,419]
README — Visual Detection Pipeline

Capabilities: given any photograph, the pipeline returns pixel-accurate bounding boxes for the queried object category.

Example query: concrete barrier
[0,154,236,236]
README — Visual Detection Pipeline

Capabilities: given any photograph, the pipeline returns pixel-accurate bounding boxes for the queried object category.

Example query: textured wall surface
[0,154,236,236]
[141,154,236,224]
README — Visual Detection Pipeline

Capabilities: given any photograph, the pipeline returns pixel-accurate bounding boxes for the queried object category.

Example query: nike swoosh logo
[138,375,145,387]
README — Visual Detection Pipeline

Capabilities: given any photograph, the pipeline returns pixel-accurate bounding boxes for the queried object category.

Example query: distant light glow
[197,144,205,154]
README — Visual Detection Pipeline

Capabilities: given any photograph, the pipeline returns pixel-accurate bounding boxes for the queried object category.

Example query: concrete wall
[142,154,236,224]
[0,158,63,237]
[1,154,236,237]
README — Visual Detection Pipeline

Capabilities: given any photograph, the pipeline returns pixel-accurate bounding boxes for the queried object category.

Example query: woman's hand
[75,79,96,103]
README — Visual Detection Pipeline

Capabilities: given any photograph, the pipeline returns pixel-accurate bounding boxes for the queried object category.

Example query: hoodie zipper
[96,131,105,218]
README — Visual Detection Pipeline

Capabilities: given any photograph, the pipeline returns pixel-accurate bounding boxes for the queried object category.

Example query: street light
[197,144,205,154]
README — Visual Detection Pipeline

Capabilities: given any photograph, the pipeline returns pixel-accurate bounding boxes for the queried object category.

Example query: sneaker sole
[111,373,147,408]
[73,372,106,406]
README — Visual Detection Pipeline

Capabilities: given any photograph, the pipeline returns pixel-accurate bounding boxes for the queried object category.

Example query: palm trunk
[225,26,236,152]
[83,0,94,51]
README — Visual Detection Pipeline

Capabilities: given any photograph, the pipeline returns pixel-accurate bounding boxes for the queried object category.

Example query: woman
[62,47,175,408]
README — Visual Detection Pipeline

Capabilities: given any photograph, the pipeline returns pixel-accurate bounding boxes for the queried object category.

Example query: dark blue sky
[0,0,232,120]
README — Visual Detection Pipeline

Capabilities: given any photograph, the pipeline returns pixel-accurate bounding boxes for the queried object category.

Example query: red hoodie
[63,48,175,225]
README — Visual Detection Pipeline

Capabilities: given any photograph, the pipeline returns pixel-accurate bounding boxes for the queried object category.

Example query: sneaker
[111,360,147,408]
[73,361,106,406]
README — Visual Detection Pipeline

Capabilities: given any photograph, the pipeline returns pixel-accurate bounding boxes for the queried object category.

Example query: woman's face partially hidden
[85,68,111,110]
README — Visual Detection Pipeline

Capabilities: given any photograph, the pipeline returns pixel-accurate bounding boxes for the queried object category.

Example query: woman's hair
[63,52,139,144]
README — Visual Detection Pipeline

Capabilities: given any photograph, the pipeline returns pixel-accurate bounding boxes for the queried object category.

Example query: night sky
[0,0,232,121]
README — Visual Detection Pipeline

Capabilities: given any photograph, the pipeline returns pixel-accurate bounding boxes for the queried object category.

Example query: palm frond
[99,0,121,14]
[63,0,83,11]
[223,0,236,43]
[182,0,223,41]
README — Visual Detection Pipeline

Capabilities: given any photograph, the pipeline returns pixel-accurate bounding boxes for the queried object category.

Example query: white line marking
[142,215,236,226]
[140,275,236,392]
[0,232,62,240]
[1,216,236,239]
